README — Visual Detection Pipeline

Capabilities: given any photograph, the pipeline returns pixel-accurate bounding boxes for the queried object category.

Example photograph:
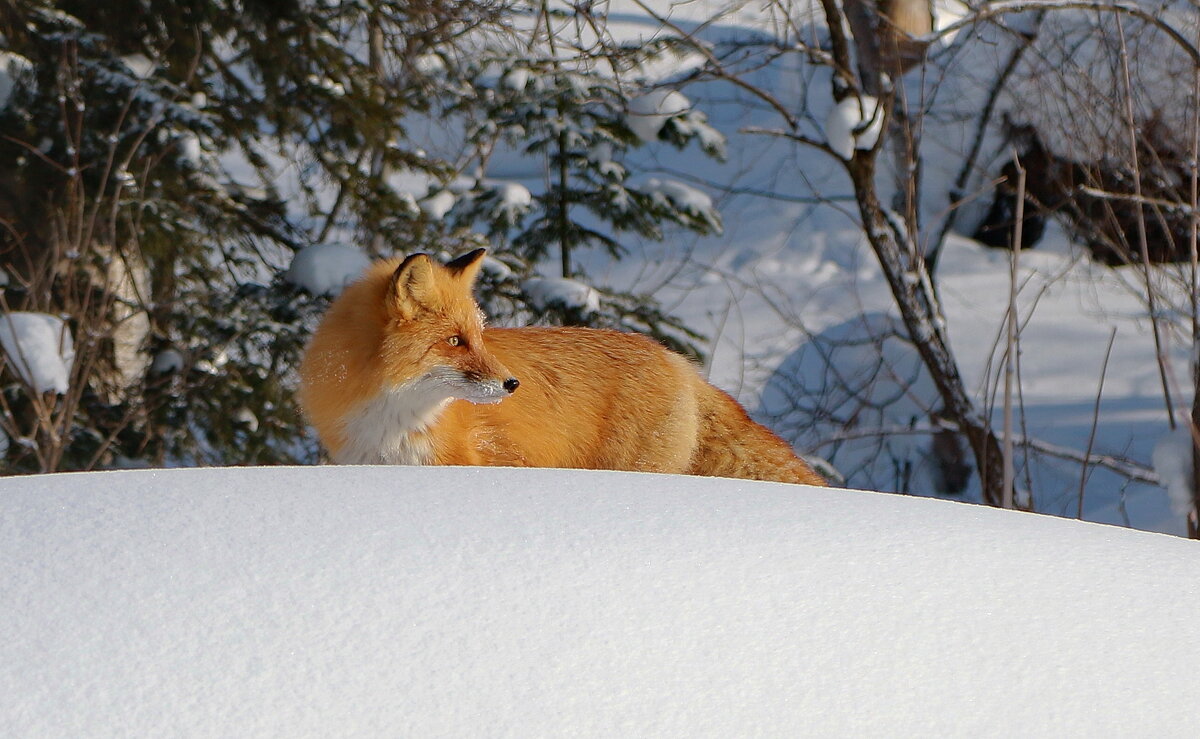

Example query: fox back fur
[299,249,824,486]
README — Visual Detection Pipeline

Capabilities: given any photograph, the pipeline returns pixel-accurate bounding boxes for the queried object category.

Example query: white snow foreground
[3,466,1200,736]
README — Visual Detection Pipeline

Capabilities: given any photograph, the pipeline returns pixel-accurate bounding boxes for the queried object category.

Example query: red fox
[299,249,824,485]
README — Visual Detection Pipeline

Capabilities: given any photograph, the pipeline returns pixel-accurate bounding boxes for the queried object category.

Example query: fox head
[380,248,518,404]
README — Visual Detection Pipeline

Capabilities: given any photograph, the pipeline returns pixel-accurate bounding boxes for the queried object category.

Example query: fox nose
[503,377,520,393]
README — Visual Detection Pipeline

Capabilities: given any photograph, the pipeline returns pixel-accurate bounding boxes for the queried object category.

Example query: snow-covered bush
[0,313,74,395]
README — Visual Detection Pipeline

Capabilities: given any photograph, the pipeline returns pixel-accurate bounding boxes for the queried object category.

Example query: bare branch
[817,423,1161,486]
[926,1,1200,66]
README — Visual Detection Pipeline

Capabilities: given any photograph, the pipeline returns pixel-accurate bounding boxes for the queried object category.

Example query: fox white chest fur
[335,381,450,465]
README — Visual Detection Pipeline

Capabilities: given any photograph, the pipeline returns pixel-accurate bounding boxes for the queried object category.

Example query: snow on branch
[0,313,75,395]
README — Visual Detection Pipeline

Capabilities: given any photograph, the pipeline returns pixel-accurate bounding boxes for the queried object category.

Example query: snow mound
[3,466,1200,735]
[0,312,74,394]
[522,276,601,314]
[284,243,371,296]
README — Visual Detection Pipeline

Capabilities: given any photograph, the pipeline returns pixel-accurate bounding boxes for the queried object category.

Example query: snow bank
[0,312,74,394]
[2,466,1199,735]
[284,243,371,296]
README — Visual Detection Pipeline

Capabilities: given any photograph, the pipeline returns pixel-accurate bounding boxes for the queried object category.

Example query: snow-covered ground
[3,465,1199,735]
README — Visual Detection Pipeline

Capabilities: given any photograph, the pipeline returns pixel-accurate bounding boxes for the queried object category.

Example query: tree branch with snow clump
[824,95,885,160]
[284,244,372,297]
[521,277,601,316]
[0,313,74,395]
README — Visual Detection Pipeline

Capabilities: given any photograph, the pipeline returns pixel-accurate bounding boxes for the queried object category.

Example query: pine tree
[0,0,725,471]
[442,31,727,358]
[0,0,509,471]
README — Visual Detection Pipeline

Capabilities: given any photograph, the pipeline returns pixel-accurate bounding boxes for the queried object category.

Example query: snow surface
[119,53,155,81]
[501,65,531,91]
[0,312,74,394]
[3,465,1200,735]
[284,243,371,297]
[481,255,514,280]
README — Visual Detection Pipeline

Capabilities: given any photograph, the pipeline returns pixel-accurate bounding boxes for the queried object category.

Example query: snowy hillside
[4,466,1200,735]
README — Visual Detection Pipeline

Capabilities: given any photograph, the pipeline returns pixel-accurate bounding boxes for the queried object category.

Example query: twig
[928,14,1042,270]
[1078,327,1118,519]
[815,422,1160,486]
[925,1,1200,66]
[1189,21,1200,538]
[1002,155,1026,509]
[1077,186,1200,214]
[1116,15,1175,428]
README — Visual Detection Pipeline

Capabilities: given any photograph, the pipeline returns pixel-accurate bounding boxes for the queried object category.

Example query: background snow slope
[3,466,1199,735]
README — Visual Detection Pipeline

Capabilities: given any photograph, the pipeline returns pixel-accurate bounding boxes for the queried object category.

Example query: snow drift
[3,466,1199,735]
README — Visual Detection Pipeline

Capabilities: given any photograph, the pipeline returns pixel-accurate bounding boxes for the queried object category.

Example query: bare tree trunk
[844,157,1007,506]
[1191,391,1200,539]
[1189,46,1200,538]
[843,0,884,96]
[824,0,1006,505]
[368,4,388,256]
[844,0,932,94]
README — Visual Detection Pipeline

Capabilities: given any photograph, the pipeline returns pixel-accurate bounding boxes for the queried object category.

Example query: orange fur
[299,249,824,486]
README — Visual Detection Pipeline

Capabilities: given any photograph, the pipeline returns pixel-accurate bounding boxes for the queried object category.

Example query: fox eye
[447,335,463,347]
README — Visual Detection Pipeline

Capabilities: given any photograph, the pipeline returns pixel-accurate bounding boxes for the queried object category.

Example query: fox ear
[389,253,436,316]
[445,247,487,285]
